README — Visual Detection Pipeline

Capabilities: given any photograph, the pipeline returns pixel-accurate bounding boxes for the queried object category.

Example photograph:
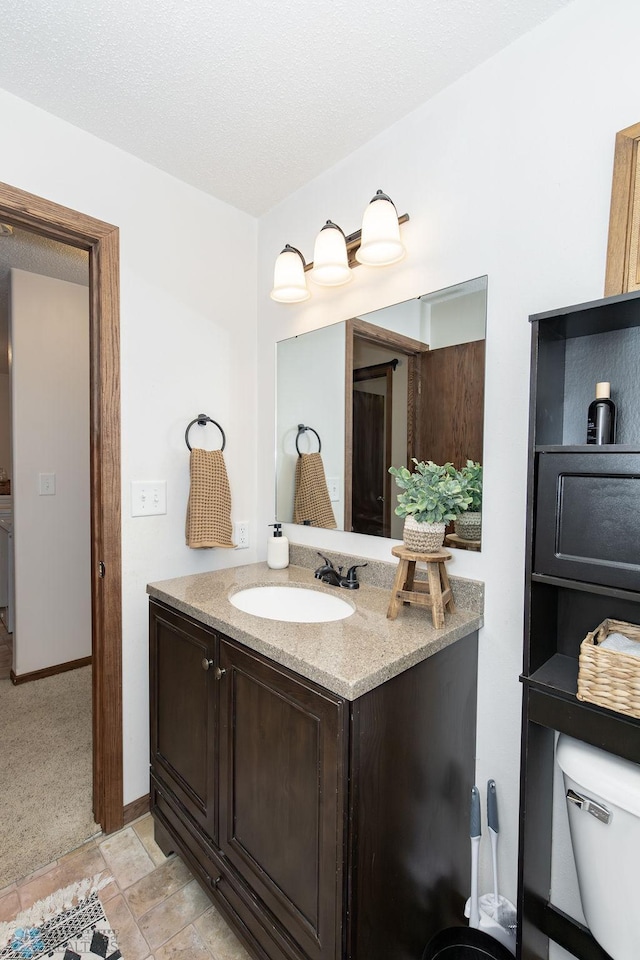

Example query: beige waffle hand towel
[293,452,337,529]
[186,448,235,548]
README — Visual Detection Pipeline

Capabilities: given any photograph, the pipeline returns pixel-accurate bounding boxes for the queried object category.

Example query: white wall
[10,269,91,675]
[0,86,257,803]
[257,0,640,938]
[429,289,486,349]
[0,374,10,477]
[364,297,422,339]
[276,322,344,527]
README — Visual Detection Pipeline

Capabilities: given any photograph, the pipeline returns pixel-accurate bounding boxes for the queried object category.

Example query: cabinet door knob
[202,658,214,671]
[215,666,226,680]
[212,875,222,888]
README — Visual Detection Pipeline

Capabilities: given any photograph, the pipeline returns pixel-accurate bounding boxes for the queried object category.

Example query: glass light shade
[270,246,310,303]
[355,191,405,266]
[310,221,352,287]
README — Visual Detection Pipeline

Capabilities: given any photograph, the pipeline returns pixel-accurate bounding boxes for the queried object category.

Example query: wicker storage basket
[577,618,640,719]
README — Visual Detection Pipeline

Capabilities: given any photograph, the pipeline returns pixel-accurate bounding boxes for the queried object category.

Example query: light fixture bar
[303,212,409,272]
[270,191,409,303]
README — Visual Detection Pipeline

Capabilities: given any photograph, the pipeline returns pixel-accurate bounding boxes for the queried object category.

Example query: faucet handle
[315,552,335,577]
[341,563,368,589]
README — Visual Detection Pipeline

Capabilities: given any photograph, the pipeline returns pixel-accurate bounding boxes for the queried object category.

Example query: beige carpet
[0,666,100,888]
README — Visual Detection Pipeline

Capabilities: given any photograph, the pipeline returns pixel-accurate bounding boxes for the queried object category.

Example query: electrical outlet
[234,521,249,549]
[131,480,167,516]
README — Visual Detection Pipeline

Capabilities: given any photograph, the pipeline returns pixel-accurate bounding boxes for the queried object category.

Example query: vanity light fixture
[310,221,351,287]
[270,244,311,303]
[270,190,409,303]
[355,190,406,266]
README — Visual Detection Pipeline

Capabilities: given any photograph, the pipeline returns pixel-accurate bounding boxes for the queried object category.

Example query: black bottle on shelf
[586,381,616,444]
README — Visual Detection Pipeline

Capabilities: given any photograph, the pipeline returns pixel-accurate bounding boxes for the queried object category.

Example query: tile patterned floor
[0,814,252,960]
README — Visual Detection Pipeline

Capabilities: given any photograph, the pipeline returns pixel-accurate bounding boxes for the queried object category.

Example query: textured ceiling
[0,0,572,215]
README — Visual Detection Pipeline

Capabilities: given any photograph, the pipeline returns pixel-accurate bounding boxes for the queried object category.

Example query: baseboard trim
[10,656,92,685]
[123,794,151,825]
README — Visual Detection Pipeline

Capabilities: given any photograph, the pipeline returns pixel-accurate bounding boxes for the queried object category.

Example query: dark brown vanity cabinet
[217,637,346,960]
[149,598,478,960]
[149,601,218,841]
[518,289,640,960]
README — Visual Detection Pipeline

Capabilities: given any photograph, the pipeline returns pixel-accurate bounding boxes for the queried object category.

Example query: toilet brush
[469,785,481,929]
[488,779,500,905]
[478,780,517,938]
[465,781,517,954]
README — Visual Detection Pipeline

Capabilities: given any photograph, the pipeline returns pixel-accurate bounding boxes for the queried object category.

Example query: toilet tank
[556,734,640,960]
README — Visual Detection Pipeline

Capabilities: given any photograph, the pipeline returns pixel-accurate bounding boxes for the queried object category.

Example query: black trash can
[422,926,514,960]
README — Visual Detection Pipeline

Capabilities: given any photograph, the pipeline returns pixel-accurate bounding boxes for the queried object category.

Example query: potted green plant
[389,459,472,552]
[455,460,483,541]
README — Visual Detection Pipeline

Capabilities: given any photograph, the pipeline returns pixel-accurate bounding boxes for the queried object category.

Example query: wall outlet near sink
[235,521,249,549]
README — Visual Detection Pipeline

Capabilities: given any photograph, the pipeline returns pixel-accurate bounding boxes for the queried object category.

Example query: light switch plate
[39,473,56,496]
[131,480,167,516]
[327,477,340,502]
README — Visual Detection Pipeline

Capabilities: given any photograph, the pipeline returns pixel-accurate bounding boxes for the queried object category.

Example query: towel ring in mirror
[295,423,321,456]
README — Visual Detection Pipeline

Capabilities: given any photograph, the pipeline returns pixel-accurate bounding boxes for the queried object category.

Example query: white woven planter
[455,511,482,541]
[402,516,446,553]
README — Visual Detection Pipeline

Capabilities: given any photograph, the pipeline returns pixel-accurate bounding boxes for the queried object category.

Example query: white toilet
[556,734,640,960]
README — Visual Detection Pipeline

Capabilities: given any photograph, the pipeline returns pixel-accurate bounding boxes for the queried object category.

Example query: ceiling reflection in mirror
[276,276,487,549]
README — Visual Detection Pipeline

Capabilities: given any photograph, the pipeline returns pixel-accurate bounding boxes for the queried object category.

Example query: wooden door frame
[605,121,640,296]
[344,316,429,533]
[0,181,123,833]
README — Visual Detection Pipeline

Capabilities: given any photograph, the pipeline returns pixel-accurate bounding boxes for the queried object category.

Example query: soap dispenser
[267,523,289,569]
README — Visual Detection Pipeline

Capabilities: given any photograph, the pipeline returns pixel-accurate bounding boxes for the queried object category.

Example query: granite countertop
[147,562,483,701]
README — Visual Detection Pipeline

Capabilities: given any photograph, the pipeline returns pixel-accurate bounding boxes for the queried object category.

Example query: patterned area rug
[0,876,119,960]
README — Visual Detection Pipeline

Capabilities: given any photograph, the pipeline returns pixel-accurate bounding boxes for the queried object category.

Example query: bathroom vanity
[147,562,483,960]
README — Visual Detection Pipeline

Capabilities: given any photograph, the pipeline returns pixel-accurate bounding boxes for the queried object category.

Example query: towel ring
[295,423,321,456]
[185,414,226,452]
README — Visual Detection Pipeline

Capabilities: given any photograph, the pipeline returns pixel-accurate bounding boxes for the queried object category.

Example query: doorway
[0,180,123,833]
[344,316,429,536]
[352,358,398,537]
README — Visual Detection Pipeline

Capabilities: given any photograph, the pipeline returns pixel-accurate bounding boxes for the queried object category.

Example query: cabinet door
[218,638,346,960]
[149,601,217,842]
[534,450,640,590]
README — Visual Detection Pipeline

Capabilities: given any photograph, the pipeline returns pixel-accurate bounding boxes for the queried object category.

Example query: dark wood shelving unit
[526,654,579,697]
[530,572,640,603]
[518,289,640,960]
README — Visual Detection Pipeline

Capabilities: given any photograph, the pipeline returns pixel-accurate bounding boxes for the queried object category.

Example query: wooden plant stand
[445,533,481,552]
[386,545,456,628]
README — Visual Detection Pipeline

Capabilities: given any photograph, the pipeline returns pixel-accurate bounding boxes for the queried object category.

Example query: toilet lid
[556,734,640,818]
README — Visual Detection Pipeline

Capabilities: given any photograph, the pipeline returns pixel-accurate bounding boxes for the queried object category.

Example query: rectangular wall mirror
[276,275,487,549]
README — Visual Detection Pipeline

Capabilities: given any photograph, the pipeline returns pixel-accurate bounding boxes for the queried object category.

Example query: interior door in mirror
[415,340,485,467]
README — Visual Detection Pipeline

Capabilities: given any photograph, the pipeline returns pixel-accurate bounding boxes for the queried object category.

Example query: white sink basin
[229,585,354,623]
